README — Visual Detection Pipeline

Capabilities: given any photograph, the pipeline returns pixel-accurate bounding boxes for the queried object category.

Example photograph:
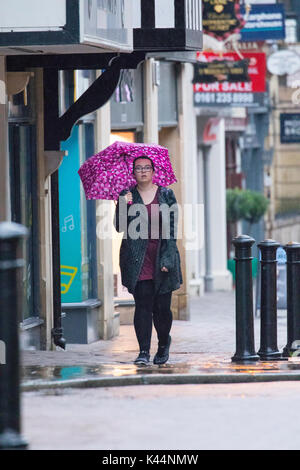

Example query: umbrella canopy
[78,141,177,201]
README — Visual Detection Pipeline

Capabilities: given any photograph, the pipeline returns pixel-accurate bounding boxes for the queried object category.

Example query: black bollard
[232,235,259,362]
[0,222,29,450]
[282,242,300,358]
[257,240,281,361]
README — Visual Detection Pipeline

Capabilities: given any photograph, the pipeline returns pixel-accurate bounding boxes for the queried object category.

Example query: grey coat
[113,184,183,296]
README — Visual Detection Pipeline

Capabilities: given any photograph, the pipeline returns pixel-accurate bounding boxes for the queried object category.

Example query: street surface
[22,382,300,450]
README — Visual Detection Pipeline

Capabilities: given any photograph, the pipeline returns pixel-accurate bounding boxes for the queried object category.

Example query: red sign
[194,52,266,93]
[203,118,221,144]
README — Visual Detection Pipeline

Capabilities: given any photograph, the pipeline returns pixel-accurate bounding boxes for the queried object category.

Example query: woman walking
[114,156,183,366]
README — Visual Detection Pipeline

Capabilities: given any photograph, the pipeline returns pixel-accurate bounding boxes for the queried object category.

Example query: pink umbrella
[78,141,177,202]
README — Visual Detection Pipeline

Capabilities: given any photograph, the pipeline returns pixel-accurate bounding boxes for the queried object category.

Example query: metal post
[282,242,300,358]
[0,222,28,449]
[257,240,281,360]
[0,56,11,222]
[232,235,259,362]
[44,68,66,350]
[203,145,214,292]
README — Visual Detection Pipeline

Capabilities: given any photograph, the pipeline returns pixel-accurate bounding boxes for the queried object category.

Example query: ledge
[274,213,300,227]
[62,299,102,310]
[114,298,135,307]
[20,317,44,331]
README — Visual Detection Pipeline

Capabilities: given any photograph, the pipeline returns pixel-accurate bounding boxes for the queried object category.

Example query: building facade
[0,0,203,350]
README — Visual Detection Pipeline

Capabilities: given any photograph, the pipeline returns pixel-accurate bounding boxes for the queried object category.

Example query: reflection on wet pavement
[21,359,300,385]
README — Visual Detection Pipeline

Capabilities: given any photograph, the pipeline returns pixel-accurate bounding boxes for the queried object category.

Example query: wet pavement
[21,290,298,390]
[21,358,300,390]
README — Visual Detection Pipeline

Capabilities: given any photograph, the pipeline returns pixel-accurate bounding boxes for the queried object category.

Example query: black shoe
[134,350,150,365]
[153,335,171,365]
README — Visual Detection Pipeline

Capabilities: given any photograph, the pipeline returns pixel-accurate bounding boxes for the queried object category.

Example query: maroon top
[138,188,161,281]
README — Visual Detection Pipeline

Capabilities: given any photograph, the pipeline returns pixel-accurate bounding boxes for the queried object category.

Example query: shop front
[1,0,203,349]
[2,0,136,349]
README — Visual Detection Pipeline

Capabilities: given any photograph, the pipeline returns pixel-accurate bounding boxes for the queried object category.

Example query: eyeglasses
[134,165,153,173]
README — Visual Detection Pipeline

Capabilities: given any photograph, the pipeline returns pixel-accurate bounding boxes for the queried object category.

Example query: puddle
[21,359,300,385]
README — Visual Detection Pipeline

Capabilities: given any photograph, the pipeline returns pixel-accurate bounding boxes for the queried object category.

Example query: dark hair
[132,156,155,174]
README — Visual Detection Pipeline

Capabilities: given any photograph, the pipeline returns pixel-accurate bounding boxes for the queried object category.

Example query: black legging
[133,279,173,352]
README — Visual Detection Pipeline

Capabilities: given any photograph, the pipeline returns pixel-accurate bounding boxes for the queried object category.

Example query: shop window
[59,70,98,303]
[285,18,297,43]
[8,86,34,120]
[111,67,143,130]
[59,69,96,116]
[59,121,98,303]
[80,122,98,300]
[9,123,39,321]
[110,130,137,300]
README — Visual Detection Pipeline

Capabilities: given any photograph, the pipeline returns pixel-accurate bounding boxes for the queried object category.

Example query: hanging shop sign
[193,58,250,83]
[280,114,300,144]
[202,0,246,41]
[267,50,300,76]
[240,4,286,42]
[194,51,266,108]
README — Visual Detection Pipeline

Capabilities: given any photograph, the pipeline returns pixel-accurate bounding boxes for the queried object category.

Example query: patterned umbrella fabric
[78,141,177,201]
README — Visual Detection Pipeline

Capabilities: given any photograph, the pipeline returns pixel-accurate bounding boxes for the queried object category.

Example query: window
[9,123,39,320]
[59,70,98,303]
[79,122,98,300]
[8,76,39,322]
[285,18,297,43]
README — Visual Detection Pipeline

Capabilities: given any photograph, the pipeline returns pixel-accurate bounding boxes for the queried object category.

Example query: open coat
[113,184,183,296]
